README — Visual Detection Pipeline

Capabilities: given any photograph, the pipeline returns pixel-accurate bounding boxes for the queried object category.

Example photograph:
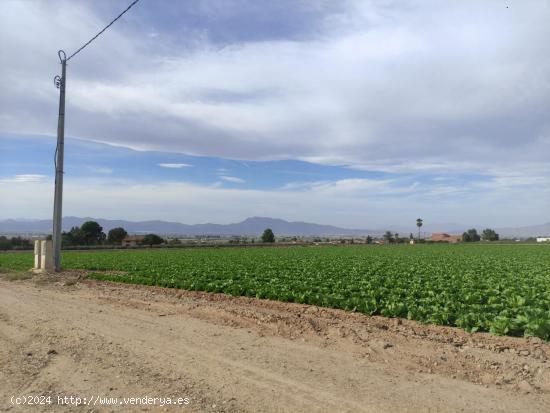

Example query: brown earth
[0,271,549,412]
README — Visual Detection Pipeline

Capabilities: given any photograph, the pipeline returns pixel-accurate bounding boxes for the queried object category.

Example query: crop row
[1,244,549,339]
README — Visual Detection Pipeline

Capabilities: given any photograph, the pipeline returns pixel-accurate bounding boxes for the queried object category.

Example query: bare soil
[0,271,549,412]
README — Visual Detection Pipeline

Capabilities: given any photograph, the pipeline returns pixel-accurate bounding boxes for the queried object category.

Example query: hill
[1,217,548,238]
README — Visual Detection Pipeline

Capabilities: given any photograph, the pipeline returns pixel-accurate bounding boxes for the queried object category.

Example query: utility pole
[52,50,67,271]
[49,0,141,272]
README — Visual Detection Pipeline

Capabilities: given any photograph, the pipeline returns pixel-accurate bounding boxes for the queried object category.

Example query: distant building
[537,237,550,243]
[429,233,462,243]
[121,235,145,247]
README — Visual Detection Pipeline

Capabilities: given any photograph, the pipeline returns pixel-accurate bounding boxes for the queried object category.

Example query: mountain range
[1,217,549,238]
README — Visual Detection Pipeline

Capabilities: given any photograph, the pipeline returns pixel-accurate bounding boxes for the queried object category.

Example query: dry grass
[1,270,33,281]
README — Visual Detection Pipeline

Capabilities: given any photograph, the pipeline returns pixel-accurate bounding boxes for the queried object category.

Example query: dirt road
[1,273,549,412]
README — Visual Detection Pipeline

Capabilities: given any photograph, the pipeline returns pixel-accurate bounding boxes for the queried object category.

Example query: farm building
[121,235,145,247]
[429,233,462,243]
[537,237,550,243]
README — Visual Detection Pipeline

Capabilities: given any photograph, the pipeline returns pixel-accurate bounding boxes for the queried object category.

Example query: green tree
[107,227,128,244]
[62,226,85,246]
[383,231,394,243]
[482,228,499,241]
[80,221,106,245]
[0,236,11,250]
[366,235,373,244]
[261,228,275,243]
[462,228,481,242]
[9,236,31,249]
[141,234,164,247]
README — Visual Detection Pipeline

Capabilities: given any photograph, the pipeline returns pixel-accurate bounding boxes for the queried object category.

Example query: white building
[536,237,550,243]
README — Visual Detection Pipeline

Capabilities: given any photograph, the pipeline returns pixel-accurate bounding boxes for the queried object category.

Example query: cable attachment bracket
[54,50,66,89]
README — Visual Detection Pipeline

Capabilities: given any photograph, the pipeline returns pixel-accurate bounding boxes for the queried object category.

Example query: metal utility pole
[52,51,67,271]
[49,0,141,272]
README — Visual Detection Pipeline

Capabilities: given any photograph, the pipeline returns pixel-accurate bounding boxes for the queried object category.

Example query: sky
[0,0,549,228]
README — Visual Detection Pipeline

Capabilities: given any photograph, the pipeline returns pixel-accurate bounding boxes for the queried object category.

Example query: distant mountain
[0,216,370,236]
[494,222,550,238]
[1,217,548,238]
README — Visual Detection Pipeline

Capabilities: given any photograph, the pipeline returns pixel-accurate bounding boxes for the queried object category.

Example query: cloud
[158,163,193,168]
[220,175,245,184]
[0,0,548,180]
[0,174,47,183]
[0,1,548,226]
[0,175,548,227]
[91,167,113,174]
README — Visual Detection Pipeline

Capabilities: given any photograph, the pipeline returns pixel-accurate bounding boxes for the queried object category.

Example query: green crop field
[1,244,549,339]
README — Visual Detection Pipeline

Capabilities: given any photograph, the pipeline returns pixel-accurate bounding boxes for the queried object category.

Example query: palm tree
[416,218,423,240]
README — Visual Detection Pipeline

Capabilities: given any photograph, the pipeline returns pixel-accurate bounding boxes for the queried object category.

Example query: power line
[51,0,142,271]
[66,0,141,61]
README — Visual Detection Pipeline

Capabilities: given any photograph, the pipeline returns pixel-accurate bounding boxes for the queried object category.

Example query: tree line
[0,236,32,250]
[462,228,499,242]
[0,223,504,251]
[379,228,500,243]
[59,221,164,247]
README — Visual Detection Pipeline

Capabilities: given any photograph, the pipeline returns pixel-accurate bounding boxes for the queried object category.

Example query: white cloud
[0,174,47,183]
[0,1,548,226]
[0,176,548,228]
[158,163,193,169]
[0,0,548,179]
[282,178,407,197]
[91,167,113,174]
[220,175,245,184]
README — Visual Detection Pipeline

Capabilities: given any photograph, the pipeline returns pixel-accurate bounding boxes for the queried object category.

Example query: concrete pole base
[33,240,54,272]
